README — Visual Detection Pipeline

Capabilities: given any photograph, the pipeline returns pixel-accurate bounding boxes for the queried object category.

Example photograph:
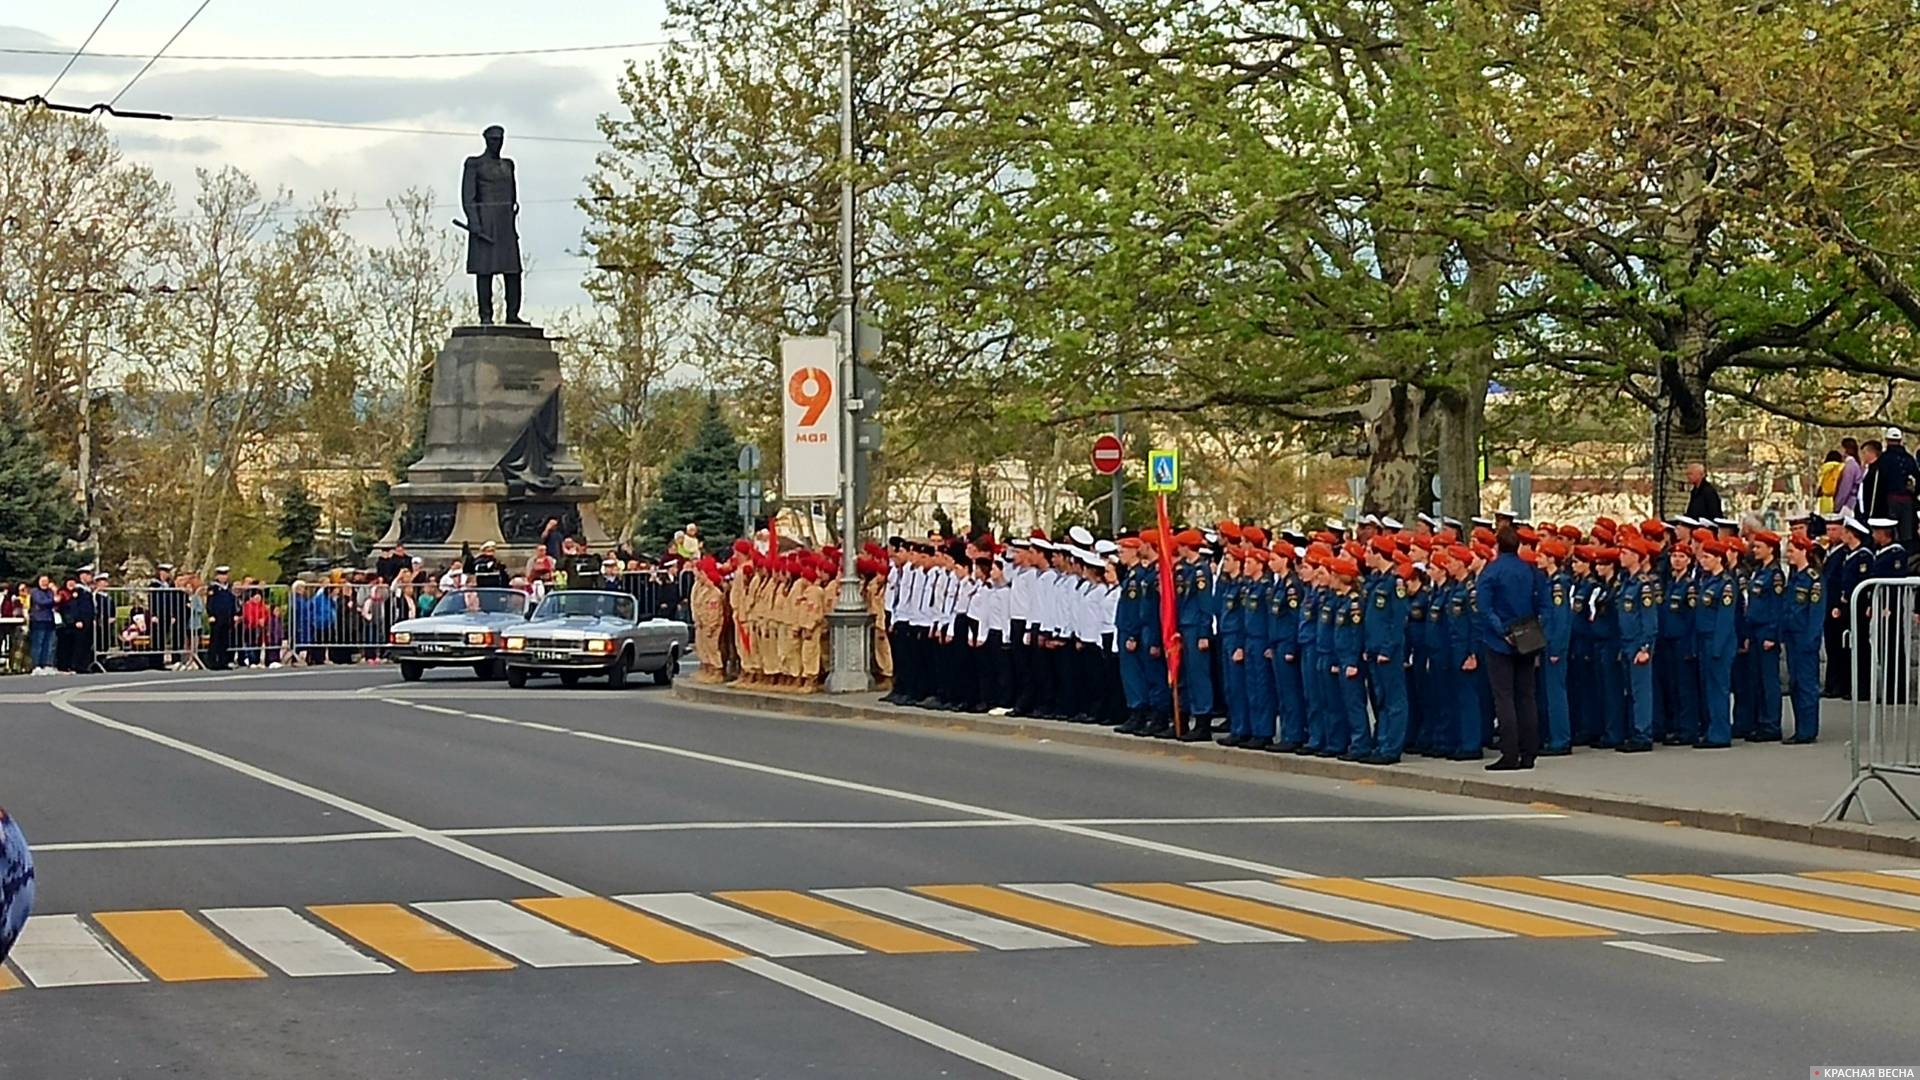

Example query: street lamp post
[826,0,873,693]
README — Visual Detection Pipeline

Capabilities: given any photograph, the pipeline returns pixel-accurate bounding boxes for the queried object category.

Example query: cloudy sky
[1,1,673,314]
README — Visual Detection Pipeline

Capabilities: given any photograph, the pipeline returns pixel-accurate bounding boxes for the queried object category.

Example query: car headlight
[585,638,614,654]
[504,636,526,651]
[467,631,494,646]
[390,631,412,645]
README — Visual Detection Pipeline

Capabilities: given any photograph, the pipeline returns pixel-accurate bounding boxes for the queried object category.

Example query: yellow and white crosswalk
[8,870,1920,991]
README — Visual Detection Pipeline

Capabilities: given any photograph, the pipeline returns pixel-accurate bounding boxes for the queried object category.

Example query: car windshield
[535,591,636,622]
[439,588,530,617]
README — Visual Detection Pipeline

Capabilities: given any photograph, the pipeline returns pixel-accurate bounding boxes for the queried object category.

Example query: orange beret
[1138,528,1160,546]
[1119,537,1144,550]
[1394,562,1417,581]
[1218,521,1244,542]
[1691,527,1714,544]
[1472,526,1496,546]
[1518,547,1539,565]
[1596,517,1618,532]
[1243,526,1267,547]
[1558,525,1582,541]
[1330,557,1360,578]
[1751,530,1781,549]
[1175,529,1204,548]
[1370,535,1398,556]
[1594,547,1620,565]
[1517,527,1538,543]
[1639,519,1666,540]
[1270,541,1297,560]
[1540,539,1570,560]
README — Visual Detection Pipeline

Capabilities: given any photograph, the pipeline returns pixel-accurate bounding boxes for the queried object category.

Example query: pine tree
[636,398,743,554]
[271,483,321,583]
[0,404,88,582]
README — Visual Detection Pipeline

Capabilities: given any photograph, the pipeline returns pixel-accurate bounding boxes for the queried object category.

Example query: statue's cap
[483,124,505,138]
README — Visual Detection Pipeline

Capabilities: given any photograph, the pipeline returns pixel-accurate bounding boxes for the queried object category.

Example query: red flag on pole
[1154,494,1183,737]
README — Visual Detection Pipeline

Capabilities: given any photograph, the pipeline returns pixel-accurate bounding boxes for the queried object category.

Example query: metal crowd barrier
[1826,577,1920,823]
[88,586,203,671]
[288,583,415,665]
[591,571,691,625]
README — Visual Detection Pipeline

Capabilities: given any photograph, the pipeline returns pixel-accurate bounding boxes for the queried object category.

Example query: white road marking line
[9,914,147,987]
[1375,877,1713,936]
[815,888,1085,951]
[31,812,1566,852]
[1602,940,1723,964]
[48,694,589,898]
[1006,883,1297,943]
[1550,876,1906,933]
[1881,870,1920,880]
[53,692,1081,1080]
[414,701,1317,879]
[616,893,861,958]
[1194,880,1510,940]
[414,900,637,968]
[202,907,393,977]
[36,831,407,852]
[409,704,469,717]
[1723,874,1920,912]
[731,957,1078,1080]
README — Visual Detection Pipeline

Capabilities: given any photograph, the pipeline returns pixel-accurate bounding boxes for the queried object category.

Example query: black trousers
[476,273,523,323]
[208,619,233,670]
[1486,650,1542,761]
[945,616,976,707]
[1824,608,1851,696]
[977,631,1012,707]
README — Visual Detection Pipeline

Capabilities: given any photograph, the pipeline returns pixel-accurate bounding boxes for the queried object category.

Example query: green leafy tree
[635,399,743,554]
[270,482,321,583]
[0,404,88,581]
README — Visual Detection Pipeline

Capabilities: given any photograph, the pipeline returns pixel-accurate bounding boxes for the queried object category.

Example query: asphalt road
[4,665,1919,1079]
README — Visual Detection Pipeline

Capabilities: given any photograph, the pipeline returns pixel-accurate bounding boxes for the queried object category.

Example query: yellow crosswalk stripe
[1805,871,1920,899]
[1638,875,1920,930]
[1101,883,1405,943]
[92,910,267,982]
[1289,880,1608,938]
[516,897,746,963]
[716,890,975,954]
[1462,876,1810,934]
[914,885,1194,947]
[0,965,20,991]
[309,903,514,973]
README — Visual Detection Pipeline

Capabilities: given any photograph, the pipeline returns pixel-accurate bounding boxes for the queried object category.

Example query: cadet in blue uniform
[1587,550,1623,749]
[1238,538,1276,749]
[1314,560,1346,756]
[1743,532,1788,742]
[1329,559,1372,761]
[1820,516,1854,697]
[1215,549,1250,745]
[1115,537,1154,734]
[1172,531,1216,738]
[1537,540,1575,755]
[1444,553,1483,761]
[1614,543,1657,752]
[1361,541,1412,764]
[1296,560,1326,755]
[1839,518,1877,699]
[1267,545,1306,752]
[1693,541,1737,748]
[1421,556,1458,758]
[1784,537,1825,744]
[1655,542,1699,746]
[1404,562,1434,755]
[1867,518,1908,705]
[1567,549,1597,746]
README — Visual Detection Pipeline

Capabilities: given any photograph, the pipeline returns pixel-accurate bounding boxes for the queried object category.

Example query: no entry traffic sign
[1091,433,1125,476]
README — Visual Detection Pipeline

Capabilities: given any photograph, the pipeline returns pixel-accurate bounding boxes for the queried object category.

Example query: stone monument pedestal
[379,325,611,569]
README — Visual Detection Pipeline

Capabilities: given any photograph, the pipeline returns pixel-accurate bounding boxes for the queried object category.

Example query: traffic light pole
[827,0,873,693]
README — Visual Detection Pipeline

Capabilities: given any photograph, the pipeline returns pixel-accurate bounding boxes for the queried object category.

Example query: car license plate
[535,649,570,662]
[420,643,450,654]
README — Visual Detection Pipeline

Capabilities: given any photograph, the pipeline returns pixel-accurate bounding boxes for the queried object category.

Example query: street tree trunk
[1361,379,1423,519]
[1653,321,1712,517]
[1435,248,1498,524]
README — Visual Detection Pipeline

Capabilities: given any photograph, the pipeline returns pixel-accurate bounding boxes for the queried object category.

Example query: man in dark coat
[1683,463,1724,522]
[1869,428,1920,545]
[461,125,526,325]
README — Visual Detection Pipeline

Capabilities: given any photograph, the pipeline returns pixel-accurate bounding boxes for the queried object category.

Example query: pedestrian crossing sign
[1148,449,1180,492]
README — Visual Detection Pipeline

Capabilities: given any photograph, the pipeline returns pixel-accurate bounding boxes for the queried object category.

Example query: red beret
[1370,535,1398,556]
[1330,557,1360,578]
[1751,530,1781,549]
[1639,519,1666,540]
[1558,525,1582,541]
[1394,562,1417,581]
[1218,521,1244,542]
[1243,526,1267,547]
[1138,528,1160,546]
[1691,527,1715,544]
[1540,539,1570,560]
[1594,547,1620,565]
[1518,547,1539,565]
[1175,529,1204,548]
[1791,535,1816,552]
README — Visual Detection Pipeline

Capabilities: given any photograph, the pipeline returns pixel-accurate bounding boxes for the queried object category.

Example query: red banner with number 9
[788,366,834,428]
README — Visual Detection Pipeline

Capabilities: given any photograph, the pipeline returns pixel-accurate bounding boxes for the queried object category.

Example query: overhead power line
[110,0,215,108]
[45,0,123,98]
[1,38,678,63]
[173,114,605,144]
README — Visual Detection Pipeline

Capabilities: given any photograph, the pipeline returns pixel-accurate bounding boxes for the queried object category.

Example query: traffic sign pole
[1109,414,1125,535]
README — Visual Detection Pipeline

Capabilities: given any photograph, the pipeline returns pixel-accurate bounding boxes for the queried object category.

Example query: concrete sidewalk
[674,681,1920,858]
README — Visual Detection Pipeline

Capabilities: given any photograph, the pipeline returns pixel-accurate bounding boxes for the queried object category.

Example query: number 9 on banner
[779,335,842,498]
[788,366,833,428]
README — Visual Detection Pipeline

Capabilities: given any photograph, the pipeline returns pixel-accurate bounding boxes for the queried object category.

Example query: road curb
[673,681,1920,859]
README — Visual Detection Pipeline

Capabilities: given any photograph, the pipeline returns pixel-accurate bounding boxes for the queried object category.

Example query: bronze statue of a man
[461,125,526,325]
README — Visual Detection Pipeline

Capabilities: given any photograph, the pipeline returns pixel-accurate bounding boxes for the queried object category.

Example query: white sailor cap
[1094,539,1118,556]
[1846,517,1872,537]
[1514,519,1532,528]
[1360,513,1381,526]
[1326,518,1348,532]
[1675,515,1698,528]
[214,565,231,574]
[1472,516,1494,528]
[1380,516,1403,531]
[156,563,174,571]
[77,564,94,573]
[1032,538,1056,551]
[1786,510,1813,524]
[1068,525,1096,547]
[1009,536,1032,548]
[1078,548,1103,568]
[1714,518,1740,530]
[1417,512,1438,527]
[1443,517,1464,530]
[1888,426,1904,441]
[1868,517,1899,530]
